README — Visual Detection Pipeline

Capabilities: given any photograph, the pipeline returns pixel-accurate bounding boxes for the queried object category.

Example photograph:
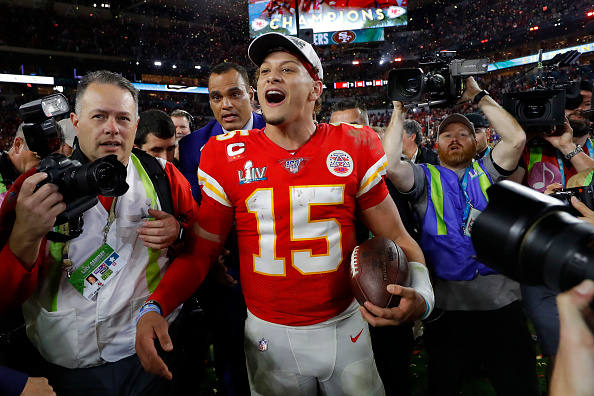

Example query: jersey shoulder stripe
[198,168,232,207]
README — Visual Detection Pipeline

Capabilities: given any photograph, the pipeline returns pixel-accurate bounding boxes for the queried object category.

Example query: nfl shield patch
[258,338,269,352]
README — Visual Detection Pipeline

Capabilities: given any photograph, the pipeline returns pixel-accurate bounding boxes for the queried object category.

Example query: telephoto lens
[472,181,594,293]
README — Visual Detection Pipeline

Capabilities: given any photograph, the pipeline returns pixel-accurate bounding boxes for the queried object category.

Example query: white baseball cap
[248,32,323,81]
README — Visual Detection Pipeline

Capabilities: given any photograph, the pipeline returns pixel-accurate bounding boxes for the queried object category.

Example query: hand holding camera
[8,172,66,269]
[541,117,575,153]
[456,76,483,104]
[18,94,129,227]
[570,196,594,227]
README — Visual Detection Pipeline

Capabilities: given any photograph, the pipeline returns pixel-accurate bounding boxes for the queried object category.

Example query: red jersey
[198,123,388,326]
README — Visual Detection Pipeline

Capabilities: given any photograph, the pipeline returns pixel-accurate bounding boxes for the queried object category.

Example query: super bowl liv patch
[238,160,267,184]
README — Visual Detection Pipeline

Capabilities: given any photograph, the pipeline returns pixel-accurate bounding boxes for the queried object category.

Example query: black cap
[465,113,489,129]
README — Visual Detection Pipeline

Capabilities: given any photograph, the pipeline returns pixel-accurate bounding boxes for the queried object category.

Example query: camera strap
[46,216,84,242]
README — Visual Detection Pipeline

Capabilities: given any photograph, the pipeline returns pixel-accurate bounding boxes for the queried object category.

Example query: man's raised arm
[462,77,526,171]
[384,101,416,192]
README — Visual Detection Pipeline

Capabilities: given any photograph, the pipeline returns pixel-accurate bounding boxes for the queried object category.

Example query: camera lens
[94,163,116,190]
[404,78,420,94]
[523,101,547,119]
[65,155,129,197]
[472,181,594,292]
[387,68,425,101]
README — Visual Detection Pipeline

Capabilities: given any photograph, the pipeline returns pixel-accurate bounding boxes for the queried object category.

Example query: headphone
[172,109,195,130]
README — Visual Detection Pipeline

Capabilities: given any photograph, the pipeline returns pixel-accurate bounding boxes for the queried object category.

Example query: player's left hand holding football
[360,285,427,327]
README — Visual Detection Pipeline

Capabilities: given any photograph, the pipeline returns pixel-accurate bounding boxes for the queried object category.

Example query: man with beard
[513,82,594,392]
[384,77,539,396]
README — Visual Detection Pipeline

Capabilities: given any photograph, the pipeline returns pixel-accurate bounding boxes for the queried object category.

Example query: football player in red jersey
[136,32,433,395]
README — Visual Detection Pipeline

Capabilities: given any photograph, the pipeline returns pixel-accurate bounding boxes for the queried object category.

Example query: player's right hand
[210,249,237,286]
[135,311,173,380]
[14,173,65,241]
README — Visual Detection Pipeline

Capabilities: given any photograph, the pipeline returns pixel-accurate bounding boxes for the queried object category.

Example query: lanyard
[62,197,118,276]
[102,197,118,245]
[460,166,474,226]
[555,139,594,187]
[476,146,491,160]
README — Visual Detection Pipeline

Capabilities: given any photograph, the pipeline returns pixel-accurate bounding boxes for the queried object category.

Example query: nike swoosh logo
[350,328,364,343]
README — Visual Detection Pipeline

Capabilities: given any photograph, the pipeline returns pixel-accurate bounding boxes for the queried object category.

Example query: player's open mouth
[265,89,286,105]
[222,113,237,122]
[101,142,121,148]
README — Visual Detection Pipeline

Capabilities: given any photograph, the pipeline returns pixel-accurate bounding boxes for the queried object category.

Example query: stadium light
[154,61,162,66]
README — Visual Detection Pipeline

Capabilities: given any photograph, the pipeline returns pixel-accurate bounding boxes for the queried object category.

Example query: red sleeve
[0,243,44,313]
[148,162,222,317]
[0,168,46,313]
[357,179,389,212]
[355,126,389,211]
[164,161,199,227]
[149,231,221,316]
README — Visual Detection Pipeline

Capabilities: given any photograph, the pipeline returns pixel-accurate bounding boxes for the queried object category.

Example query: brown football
[349,237,410,308]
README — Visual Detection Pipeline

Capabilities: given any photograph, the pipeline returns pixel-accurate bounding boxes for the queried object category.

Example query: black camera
[19,94,129,226]
[502,50,583,134]
[549,185,594,215]
[502,89,567,134]
[387,51,489,108]
[471,181,594,293]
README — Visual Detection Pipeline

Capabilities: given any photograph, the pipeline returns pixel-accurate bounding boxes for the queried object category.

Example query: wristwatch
[142,299,162,314]
[565,144,583,160]
[173,221,186,246]
[473,90,490,104]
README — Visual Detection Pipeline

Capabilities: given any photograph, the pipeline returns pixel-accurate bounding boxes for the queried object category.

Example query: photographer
[384,76,539,396]
[514,82,594,191]
[510,83,594,389]
[0,71,203,395]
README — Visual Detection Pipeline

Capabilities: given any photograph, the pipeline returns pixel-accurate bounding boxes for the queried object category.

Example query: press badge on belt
[464,207,481,237]
[67,244,128,300]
